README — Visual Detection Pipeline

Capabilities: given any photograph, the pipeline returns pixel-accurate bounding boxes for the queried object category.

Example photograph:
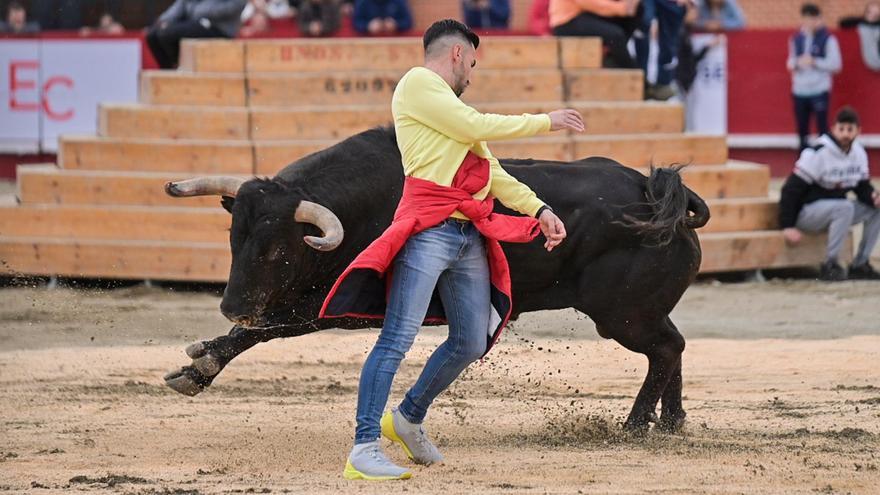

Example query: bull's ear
[221,196,235,213]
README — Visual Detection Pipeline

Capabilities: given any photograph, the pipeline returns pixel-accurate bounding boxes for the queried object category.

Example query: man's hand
[783,227,802,245]
[798,54,814,69]
[538,209,566,252]
[624,0,640,16]
[873,190,880,208]
[548,109,585,133]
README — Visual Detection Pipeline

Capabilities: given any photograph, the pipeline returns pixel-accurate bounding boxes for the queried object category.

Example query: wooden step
[564,69,643,101]
[140,71,246,106]
[699,231,850,273]
[0,236,230,281]
[559,38,603,70]
[254,140,337,175]
[0,204,229,243]
[0,229,839,282]
[58,136,253,174]
[646,162,770,200]
[15,166,232,208]
[702,198,777,233]
[567,101,683,135]
[574,134,728,166]
[180,39,244,73]
[99,103,249,140]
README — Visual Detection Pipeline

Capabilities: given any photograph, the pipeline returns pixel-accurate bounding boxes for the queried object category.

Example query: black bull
[163,127,710,432]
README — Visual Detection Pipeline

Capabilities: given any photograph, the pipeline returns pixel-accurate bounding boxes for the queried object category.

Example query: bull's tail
[618,165,710,247]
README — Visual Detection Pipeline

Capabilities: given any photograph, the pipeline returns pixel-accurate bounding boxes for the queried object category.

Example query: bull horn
[165,177,246,197]
[294,201,344,251]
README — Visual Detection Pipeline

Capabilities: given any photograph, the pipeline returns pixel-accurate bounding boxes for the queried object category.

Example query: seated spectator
[32,0,83,30]
[298,0,342,36]
[840,1,880,71]
[549,0,640,68]
[353,0,412,34]
[79,12,124,35]
[779,107,880,281]
[462,0,510,29]
[240,0,296,36]
[147,0,248,69]
[0,1,40,34]
[693,0,745,31]
[786,3,842,152]
[528,0,551,35]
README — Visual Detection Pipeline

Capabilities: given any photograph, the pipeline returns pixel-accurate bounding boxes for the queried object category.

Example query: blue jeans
[793,92,830,152]
[354,219,491,444]
[635,0,686,86]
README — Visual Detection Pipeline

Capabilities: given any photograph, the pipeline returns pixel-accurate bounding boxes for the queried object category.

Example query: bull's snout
[220,300,256,327]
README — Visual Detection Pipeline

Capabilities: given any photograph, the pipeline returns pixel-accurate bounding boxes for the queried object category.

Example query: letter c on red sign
[42,76,74,121]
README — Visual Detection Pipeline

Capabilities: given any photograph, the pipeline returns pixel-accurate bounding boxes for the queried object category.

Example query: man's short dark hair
[423,19,479,53]
[835,106,860,126]
[801,3,821,17]
[7,1,24,12]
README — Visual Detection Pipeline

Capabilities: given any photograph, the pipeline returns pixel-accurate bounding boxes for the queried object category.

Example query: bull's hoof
[185,342,222,377]
[164,367,206,396]
[623,411,658,435]
[656,412,687,434]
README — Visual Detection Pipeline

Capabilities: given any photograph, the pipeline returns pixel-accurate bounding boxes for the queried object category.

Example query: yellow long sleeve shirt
[391,66,552,220]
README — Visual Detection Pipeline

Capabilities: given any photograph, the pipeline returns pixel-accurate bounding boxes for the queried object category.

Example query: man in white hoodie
[779,107,880,281]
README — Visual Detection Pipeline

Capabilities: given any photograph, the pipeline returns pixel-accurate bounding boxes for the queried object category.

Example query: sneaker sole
[380,411,416,461]
[343,460,412,481]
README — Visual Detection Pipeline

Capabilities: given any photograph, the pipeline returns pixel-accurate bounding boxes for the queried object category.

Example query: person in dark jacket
[462,0,510,29]
[0,1,40,33]
[298,0,342,36]
[778,107,880,281]
[353,0,412,34]
[146,0,248,69]
[840,1,880,71]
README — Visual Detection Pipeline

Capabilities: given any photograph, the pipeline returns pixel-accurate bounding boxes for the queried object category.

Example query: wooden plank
[0,236,230,281]
[254,140,338,175]
[179,39,244,73]
[490,137,573,162]
[564,69,643,101]
[559,37,603,69]
[701,198,778,233]
[16,166,235,208]
[58,136,253,174]
[0,204,229,243]
[99,104,250,140]
[699,231,851,273]
[635,162,770,200]
[567,101,684,135]
[475,37,561,69]
[140,71,246,106]
[245,38,423,73]
[250,105,393,140]
[574,134,728,167]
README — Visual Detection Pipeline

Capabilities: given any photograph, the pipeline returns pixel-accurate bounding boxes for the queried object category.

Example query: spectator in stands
[147,0,248,69]
[79,12,124,35]
[462,0,510,29]
[693,0,744,31]
[528,0,551,35]
[353,0,412,34]
[549,0,640,69]
[840,1,880,71]
[240,0,296,37]
[786,3,842,152]
[0,1,40,33]
[31,0,83,30]
[635,0,693,101]
[298,0,342,36]
[779,107,880,281]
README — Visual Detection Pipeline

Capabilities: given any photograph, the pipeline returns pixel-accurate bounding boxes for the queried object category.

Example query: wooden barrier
[140,71,246,107]
[559,38,603,70]
[179,40,244,73]
[701,198,778,233]
[99,104,250,140]
[564,69,643,101]
[636,163,770,200]
[59,136,254,174]
[574,134,728,166]
[699,231,851,272]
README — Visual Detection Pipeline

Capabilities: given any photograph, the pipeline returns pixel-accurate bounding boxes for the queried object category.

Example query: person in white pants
[779,106,880,281]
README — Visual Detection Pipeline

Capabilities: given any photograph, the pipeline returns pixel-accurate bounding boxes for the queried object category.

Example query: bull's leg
[164,326,264,396]
[612,319,686,433]
[655,318,687,433]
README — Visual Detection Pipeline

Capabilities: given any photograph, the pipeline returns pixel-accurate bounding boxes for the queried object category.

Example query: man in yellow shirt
[343,19,585,480]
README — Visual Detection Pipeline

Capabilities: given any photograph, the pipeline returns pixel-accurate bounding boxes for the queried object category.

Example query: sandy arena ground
[0,277,878,495]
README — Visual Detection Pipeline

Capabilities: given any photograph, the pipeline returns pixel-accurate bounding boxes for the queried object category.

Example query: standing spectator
[353,0,412,34]
[635,0,692,100]
[79,12,124,35]
[528,0,551,35]
[0,1,40,33]
[693,0,744,32]
[146,0,248,69]
[840,1,880,72]
[31,0,83,30]
[549,0,640,69]
[779,107,880,281]
[462,0,510,29]
[298,0,342,36]
[786,3,842,152]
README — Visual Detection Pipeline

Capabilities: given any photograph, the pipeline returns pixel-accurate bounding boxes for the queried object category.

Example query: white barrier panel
[0,39,140,153]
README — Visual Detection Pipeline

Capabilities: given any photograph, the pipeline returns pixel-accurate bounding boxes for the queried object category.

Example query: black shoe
[819,261,847,281]
[848,262,880,280]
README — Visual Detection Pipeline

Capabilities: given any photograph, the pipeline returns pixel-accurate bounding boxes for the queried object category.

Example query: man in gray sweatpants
[779,107,880,281]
